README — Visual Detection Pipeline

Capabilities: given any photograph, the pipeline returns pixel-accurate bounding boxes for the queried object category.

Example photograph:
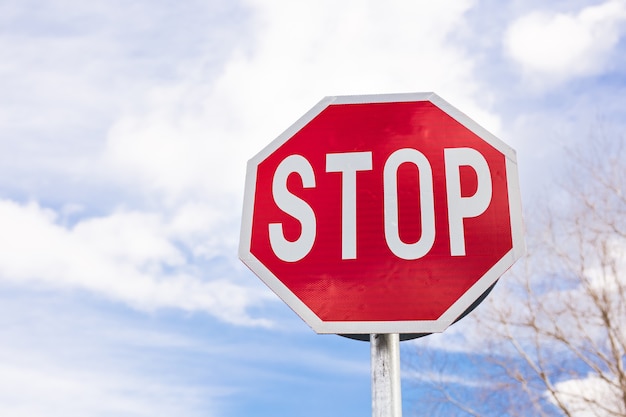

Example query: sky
[1,0,626,416]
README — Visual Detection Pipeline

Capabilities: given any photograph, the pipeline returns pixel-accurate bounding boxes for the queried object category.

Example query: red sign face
[239,93,524,334]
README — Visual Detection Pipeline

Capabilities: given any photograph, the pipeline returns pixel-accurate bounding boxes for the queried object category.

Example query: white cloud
[0,291,228,417]
[102,0,502,202]
[0,356,212,417]
[0,0,248,200]
[402,367,488,388]
[504,0,626,85]
[101,77,244,200]
[550,375,626,417]
[0,199,273,326]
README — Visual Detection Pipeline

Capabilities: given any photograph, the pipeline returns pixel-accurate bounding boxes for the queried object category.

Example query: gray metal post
[371,333,402,417]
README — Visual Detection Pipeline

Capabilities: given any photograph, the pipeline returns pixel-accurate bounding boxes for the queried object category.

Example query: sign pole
[371,333,402,417]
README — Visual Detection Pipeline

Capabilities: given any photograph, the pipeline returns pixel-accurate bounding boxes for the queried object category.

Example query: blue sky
[1,1,626,416]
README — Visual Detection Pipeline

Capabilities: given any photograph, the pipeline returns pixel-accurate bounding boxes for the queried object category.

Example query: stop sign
[239,93,524,335]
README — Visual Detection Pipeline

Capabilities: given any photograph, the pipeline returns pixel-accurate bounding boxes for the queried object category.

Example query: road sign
[239,92,524,335]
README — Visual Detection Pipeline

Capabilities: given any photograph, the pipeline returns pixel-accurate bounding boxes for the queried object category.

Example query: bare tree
[406,134,626,416]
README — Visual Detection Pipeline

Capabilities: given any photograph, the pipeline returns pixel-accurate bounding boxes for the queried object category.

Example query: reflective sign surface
[240,93,524,334]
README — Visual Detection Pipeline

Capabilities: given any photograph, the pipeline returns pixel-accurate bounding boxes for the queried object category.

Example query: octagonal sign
[239,93,524,334]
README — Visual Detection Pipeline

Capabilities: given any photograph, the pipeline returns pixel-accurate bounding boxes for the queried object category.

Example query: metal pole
[371,333,402,417]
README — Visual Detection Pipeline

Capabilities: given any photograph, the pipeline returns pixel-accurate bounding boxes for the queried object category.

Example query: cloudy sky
[1,0,625,416]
